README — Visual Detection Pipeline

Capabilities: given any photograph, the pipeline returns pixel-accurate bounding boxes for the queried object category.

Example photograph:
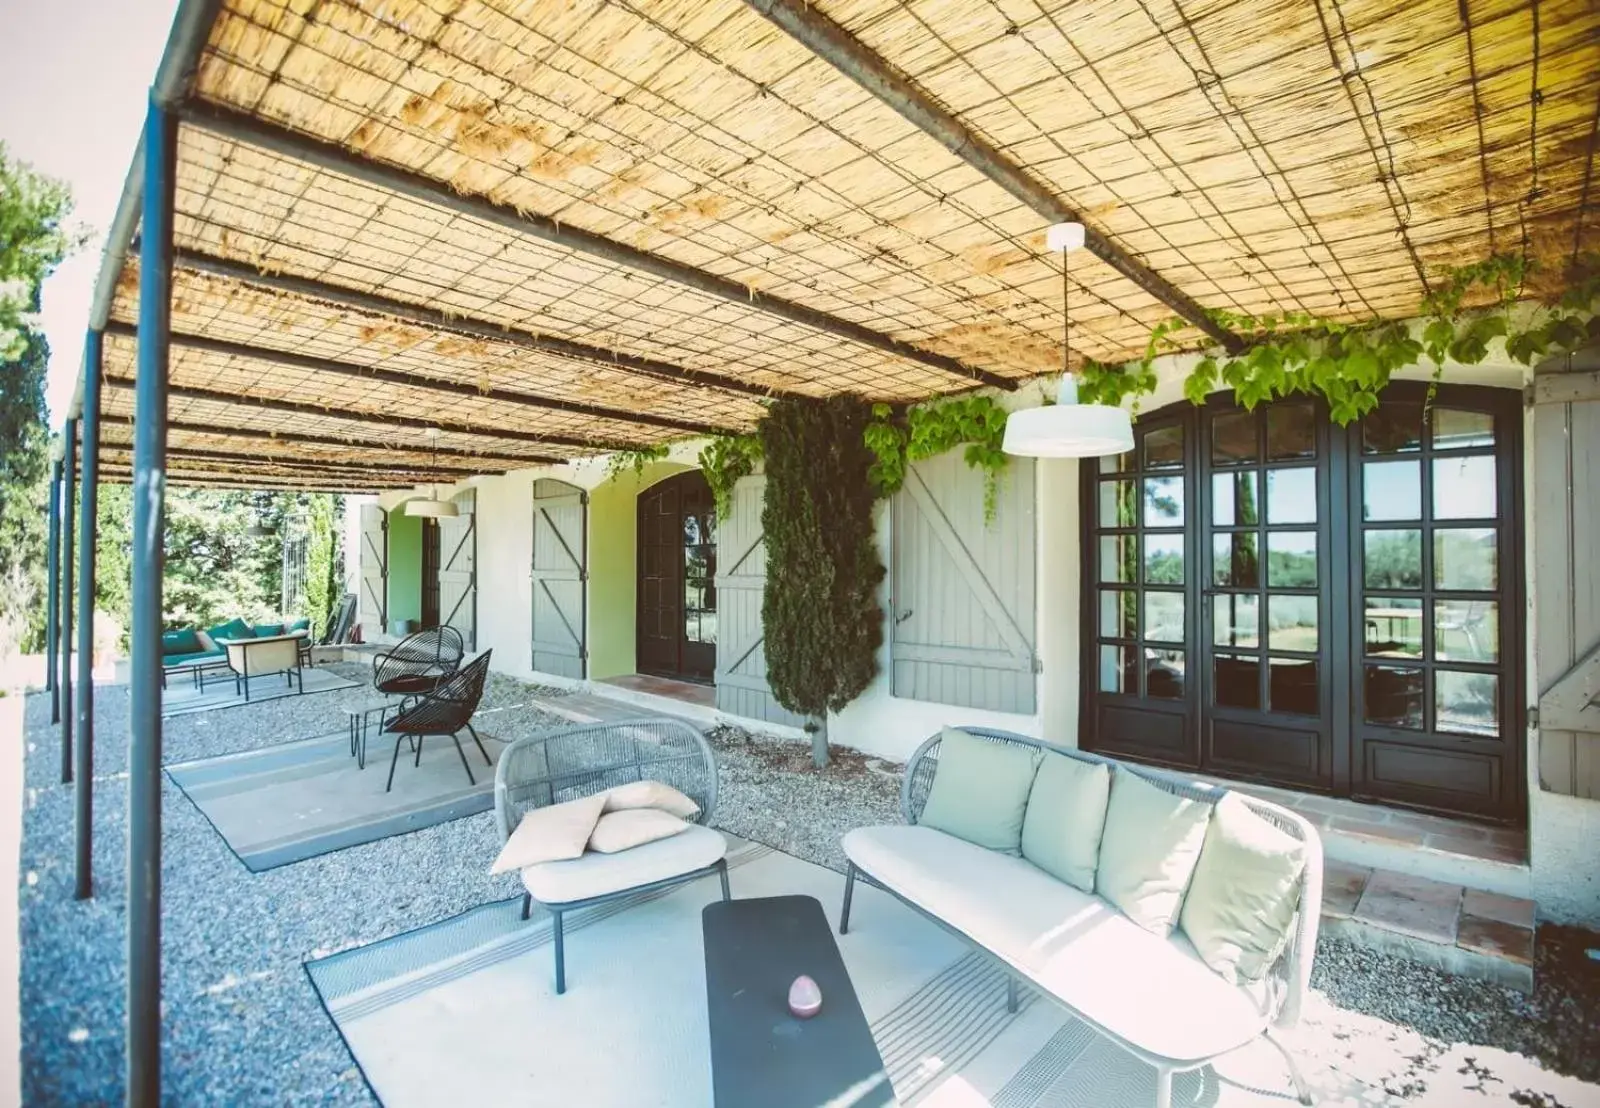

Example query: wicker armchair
[494,719,727,994]
[373,626,465,700]
[380,650,493,792]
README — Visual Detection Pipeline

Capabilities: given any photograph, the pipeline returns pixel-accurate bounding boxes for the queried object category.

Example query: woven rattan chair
[380,650,493,792]
[373,626,465,701]
[494,719,727,993]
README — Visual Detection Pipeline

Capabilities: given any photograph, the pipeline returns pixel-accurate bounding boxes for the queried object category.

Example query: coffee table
[702,895,892,1108]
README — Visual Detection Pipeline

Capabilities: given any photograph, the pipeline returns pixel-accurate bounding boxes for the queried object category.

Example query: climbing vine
[603,443,671,481]
[864,394,1011,520]
[697,433,764,518]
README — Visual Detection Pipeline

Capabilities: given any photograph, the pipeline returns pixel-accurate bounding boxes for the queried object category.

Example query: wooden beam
[98,448,453,484]
[1533,369,1600,406]
[178,101,1019,392]
[122,444,508,477]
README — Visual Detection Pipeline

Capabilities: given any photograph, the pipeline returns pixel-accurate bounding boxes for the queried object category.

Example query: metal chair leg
[1154,1066,1172,1108]
[448,729,475,786]
[385,733,406,792]
[466,722,491,766]
[717,857,730,901]
[840,862,857,935]
[552,910,566,995]
[520,893,532,921]
[414,733,425,767]
[1265,1030,1314,1105]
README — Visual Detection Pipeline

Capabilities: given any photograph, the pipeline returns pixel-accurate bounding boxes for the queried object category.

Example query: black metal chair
[381,650,493,792]
[373,626,465,702]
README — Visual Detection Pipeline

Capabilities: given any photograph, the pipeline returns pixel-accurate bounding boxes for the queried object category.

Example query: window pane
[1100,589,1138,639]
[1267,531,1318,587]
[1215,655,1260,709]
[1267,468,1316,524]
[1268,595,1319,651]
[1144,476,1185,527]
[1211,410,1256,464]
[1364,597,1422,657]
[1144,592,1185,643]
[1365,529,1423,589]
[1363,460,1421,521]
[1144,533,1185,584]
[1364,665,1424,728]
[1266,402,1316,460]
[1435,599,1498,663]
[1213,532,1260,588]
[1213,593,1260,648]
[684,612,701,642]
[1146,649,1186,699]
[1212,471,1259,526]
[1099,480,1138,528]
[1434,528,1497,590]
[1270,659,1319,715]
[1433,408,1494,450]
[1100,644,1136,693]
[1364,400,1423,454]
[1433,455,1497,519]
[1100,535,1137,583]
[1437,670,1499,736]
[1144,425,1184,469]
[1100,450,1132,475]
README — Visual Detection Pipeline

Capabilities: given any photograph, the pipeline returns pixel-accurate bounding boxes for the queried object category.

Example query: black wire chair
[381,650,494,792]
[373,626,465,701]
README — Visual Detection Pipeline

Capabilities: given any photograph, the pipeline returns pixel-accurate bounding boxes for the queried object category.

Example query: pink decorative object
[788,974,822,1018]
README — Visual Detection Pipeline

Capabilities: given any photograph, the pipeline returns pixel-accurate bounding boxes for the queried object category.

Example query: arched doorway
[637,470,716,683]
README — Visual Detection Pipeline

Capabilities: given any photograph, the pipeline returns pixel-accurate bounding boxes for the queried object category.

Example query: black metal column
[76,332,103,900]
[46,459,61,719]
[59,418,76,784]
[129,95,175,1108]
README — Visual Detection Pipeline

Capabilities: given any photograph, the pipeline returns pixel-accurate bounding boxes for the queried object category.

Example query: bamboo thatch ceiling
[97,0,1598,489]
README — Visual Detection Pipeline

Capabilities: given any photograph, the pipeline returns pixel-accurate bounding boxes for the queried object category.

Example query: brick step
[1320,860,1535,991]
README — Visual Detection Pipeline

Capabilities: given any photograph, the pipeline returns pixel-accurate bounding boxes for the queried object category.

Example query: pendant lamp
[1002,223,1135,459]
[406,428,459,518]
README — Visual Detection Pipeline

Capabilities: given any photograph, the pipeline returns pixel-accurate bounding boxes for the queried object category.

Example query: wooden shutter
[715,475,805,727]
[438,491,477,651]
[357,502,387,636]
[891,452,1038,713]
[531,479,587,680]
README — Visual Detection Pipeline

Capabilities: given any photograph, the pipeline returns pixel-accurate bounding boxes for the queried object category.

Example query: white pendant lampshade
[1003,222,1135,460]
[405,427,460,517]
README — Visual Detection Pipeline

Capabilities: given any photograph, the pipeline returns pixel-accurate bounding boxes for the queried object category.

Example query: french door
[1081,384,1524,821]
[637,471,718,684]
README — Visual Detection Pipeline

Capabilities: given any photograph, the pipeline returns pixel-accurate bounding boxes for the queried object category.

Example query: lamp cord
[1061,243,1070,376]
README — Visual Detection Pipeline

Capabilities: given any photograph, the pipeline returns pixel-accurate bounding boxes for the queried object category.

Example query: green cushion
[287,617,312,633]
[162,649,225,667]
[917,728,1043,853]
[253,623,284,638]
[1019,753,1112,893]
[1095,769,1214,936]
[161,629,201,656]
[207,618,254,643]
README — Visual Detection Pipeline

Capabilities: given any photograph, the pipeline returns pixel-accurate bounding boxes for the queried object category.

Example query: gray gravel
[17,670,1600,1103]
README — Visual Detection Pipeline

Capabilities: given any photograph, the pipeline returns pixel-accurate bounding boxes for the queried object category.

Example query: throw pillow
[917,728,1043,853]
[288,617,312,633]
[588,809,690,854]
[1179,794,1308,984]
[1095,768,1214,936]
[207,618,254,643]
[1019,753,1112,893]
[161,629,200,656]
[253,623,284,638]
[489,793,607,875]
[601,780,701,820]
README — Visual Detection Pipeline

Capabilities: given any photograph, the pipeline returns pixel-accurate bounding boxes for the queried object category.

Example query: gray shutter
[438,491,476,651]
[715,474,805,727]
[357,502,387,636]
[531,479,587,679]
[891,451,1037,713]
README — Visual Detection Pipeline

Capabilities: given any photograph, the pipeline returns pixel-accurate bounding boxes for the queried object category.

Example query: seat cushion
[161,649,225,668]
[844,824,1269,1065]
[1020,753,1111,893]
[917,728,1042,853]
[522,824,727,905]
[1095,768,1213,936]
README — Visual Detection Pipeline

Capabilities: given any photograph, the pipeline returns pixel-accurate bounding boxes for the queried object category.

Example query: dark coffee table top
[702,895,892,1108]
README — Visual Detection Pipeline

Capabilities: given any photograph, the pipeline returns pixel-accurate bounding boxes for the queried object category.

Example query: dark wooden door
[638,471,717,683]
[421,517,441,629]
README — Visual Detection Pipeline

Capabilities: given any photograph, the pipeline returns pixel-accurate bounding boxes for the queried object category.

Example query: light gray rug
[168,726,505,871]
[163,665,360,717]
[304,837,1312,1107]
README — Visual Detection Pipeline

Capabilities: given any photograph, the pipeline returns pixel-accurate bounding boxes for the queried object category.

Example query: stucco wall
[385,508,422,629]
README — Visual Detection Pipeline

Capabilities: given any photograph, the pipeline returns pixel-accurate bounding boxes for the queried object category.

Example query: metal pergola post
[128,93,175,1108]
[59,418,76,784]
[45,459,61,719]
[75,331,103,900]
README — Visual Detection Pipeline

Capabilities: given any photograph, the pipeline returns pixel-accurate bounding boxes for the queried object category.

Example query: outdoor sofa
[161,616,313,690]
[840,727,1322,1108]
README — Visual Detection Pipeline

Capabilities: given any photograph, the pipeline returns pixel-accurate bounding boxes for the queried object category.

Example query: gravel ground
[17,669,1600,1103]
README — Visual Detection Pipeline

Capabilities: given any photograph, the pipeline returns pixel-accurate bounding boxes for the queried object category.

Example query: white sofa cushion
[918,728,1042,853]
[521,824,726,905]
[845,825,1269,1065]
[1179,794,1307,984]
[587,808,689,854]
[491,794,606,875]
[1020,753,1111,893]
[1095,768,1213,936]
[600,780,701,820]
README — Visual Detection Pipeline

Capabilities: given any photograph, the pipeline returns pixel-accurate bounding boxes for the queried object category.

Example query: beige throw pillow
[601,780,701,820]
[1094,769,1214,936]
[1019,753,1112,893]
[918,728,1043,853]
[489,793,606,875]
[1179,794,1308,984]
[588,809,690,854]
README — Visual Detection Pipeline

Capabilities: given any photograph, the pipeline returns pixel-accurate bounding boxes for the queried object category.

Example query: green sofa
[162,616,316,690]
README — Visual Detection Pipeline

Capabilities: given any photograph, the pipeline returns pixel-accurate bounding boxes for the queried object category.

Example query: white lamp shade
[1002,402,1134,458]
[405,497,458,518]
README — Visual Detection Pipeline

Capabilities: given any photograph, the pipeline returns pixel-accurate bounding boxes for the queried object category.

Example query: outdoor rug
[168,727,506,872]
[305,835,1310,1107]
[163,665,360,717]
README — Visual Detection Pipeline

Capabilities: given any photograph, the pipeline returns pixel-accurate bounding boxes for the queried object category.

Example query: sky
[1,0,182,432]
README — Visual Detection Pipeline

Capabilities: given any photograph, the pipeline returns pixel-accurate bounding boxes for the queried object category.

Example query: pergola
[39,0,1593,1100]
